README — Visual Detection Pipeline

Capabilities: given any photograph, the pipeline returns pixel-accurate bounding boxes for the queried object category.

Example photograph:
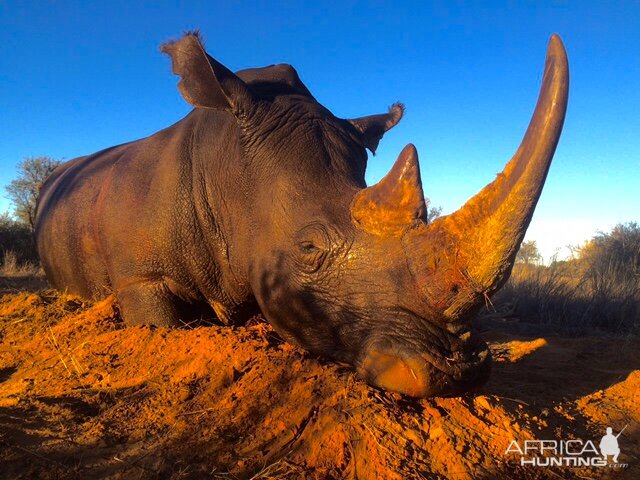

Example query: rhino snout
[358,334,492,398]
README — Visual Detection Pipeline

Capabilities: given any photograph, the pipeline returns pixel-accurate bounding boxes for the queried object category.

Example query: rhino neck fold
[182,109,256,310]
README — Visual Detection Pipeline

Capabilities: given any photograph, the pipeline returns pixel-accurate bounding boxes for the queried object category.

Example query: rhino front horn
[351,143,427,235]
[406,34,569,321]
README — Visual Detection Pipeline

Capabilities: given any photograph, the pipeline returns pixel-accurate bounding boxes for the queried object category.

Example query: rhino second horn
[351,143,427,235]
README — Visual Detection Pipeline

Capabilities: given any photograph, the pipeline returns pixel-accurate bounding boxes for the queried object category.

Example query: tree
[425,199,442,224]
[580,222,640,280]
[516,240,542,265]
[5,157,61,230]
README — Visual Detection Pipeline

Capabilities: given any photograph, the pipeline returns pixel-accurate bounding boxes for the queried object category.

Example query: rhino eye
[297,239,328,273]
[299,241,319,253]
[295,223,333,272]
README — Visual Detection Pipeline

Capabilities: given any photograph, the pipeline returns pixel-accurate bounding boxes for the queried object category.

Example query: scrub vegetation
[498,222,640,334]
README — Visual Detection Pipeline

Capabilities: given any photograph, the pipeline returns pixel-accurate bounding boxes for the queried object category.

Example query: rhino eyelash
[299,241,319,253]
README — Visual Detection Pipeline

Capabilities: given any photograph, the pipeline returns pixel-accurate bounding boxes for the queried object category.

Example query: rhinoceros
[35,32,568,397]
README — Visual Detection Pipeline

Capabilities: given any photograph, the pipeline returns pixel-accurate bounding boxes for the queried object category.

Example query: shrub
[495,223,640,334]
[0,213,39,266]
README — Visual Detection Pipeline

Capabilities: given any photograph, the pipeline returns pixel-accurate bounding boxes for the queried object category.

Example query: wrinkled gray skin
[36,33,569,398]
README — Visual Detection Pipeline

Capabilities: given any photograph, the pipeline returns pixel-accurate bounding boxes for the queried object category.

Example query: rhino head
[162,33,568,397]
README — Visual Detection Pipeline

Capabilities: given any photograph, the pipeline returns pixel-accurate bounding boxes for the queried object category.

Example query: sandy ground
[0,289,638,479]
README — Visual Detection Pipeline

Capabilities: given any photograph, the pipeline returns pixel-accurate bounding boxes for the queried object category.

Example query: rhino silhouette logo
[600,426,627,463]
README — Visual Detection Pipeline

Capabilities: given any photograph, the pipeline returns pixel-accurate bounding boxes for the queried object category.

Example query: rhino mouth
[357,324,491,398]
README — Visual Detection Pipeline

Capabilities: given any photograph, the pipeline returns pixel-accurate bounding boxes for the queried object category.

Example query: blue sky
[1,1,638,260]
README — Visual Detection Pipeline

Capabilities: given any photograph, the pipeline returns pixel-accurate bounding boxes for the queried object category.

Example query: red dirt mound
[0,292,638,479]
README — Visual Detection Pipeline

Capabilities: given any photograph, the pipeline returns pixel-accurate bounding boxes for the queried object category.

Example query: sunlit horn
[421,34,569,317]
[352,143,426,235]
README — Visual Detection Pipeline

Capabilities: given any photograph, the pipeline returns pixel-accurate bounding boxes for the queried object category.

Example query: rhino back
[36,110,247,308]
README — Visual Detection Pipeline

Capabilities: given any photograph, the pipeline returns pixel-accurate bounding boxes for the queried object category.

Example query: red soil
[0,291,638,479]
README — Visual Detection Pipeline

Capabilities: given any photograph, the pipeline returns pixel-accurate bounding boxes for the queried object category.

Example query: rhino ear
[348,103,404,154]
[161,32,254,114]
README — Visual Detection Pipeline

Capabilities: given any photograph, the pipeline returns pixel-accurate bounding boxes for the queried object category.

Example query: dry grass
[0,250,42,277]
[496,259,640,334]
[0,250,47,294]
[496,223,640,334]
